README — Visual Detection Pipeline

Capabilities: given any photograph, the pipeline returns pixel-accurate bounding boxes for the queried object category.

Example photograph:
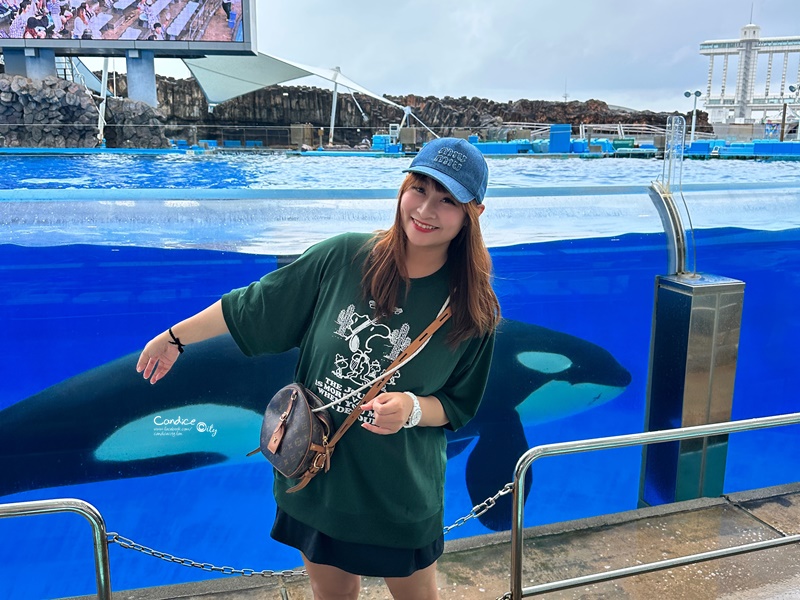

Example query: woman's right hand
[136,331,181,384]
[135,301,228,385]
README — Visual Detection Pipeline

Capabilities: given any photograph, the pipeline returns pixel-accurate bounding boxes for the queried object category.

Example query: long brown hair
[362,173,500,345]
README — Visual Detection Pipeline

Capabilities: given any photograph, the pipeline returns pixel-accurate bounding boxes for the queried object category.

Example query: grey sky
[98,0,797,113]
[250,0,797,112]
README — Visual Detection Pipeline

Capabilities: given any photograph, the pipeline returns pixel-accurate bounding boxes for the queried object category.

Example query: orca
[0,319,630,531]
[447,319,632,530]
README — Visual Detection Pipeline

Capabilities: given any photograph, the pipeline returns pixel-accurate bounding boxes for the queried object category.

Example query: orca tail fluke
[465,414,531,531]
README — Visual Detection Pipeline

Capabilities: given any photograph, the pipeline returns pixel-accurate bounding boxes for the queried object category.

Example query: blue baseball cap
[403,137,489,204]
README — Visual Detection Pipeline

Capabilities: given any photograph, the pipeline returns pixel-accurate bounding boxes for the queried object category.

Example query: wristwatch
[403,391,422,428]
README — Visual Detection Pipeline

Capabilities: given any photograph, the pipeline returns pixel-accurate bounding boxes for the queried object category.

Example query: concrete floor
[64,483,800,600]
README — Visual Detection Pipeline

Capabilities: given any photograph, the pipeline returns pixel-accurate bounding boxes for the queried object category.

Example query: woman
[22,14,44,36]
[8,0,35,38]
[136,137,500,600]
[71,2,97,39]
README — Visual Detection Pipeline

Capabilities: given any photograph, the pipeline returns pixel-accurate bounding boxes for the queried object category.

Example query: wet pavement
[64,483,800,599]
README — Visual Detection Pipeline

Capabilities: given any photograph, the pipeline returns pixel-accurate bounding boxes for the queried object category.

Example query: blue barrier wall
[1,182,799,599]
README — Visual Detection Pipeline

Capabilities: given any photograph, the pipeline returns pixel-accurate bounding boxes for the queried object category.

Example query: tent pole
[409,110,439,138]
[328,66,341,146]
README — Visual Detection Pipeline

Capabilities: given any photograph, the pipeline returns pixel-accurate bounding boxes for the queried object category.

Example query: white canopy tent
[182,52,405,145]
[183,51,402,108]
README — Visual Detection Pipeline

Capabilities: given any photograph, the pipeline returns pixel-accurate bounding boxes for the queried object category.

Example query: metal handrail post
[510,411,800,600]
[0,498,112,600]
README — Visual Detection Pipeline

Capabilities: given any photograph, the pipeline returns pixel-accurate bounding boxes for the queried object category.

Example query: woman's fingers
[135,333,179,383]
[361,393,410,434]
[360,422,394,435]
[368,393,404,416]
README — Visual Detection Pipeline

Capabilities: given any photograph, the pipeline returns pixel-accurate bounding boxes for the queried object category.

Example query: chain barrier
[106,481,516,583]
[443,482,515,534]
[106,532,307,578]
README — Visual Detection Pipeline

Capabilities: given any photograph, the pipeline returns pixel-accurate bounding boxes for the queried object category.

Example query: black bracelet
[167,327,185,354]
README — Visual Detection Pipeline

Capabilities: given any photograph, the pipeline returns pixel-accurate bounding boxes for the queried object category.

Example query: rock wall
[0,69,706,148]
[0,73,170,148]
[0,74,99,148]
[147,74,708,146]
[102,97,171,149]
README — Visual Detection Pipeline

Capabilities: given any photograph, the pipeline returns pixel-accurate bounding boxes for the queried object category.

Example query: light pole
[789,84,800,140]
[684,90,702,145]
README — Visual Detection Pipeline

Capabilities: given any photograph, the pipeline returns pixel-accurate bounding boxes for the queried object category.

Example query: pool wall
[1,184,799,599]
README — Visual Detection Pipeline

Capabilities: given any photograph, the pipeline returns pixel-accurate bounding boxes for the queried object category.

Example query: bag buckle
[312,452,327,470]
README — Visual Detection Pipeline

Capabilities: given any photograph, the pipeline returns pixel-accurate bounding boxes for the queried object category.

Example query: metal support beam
[126,50,157,107]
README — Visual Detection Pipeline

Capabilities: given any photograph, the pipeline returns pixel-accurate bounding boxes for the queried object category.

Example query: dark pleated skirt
[270,507,444,578]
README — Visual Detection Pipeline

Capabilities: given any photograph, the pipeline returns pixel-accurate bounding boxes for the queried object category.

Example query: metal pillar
[25,49,57,79]
[640,115,746,507]
[125,50,157,107]
[721,54,729,100]
[327,66,341,146]
[639,274,745,505]
[706,55,714,100]
[1,48,56,79]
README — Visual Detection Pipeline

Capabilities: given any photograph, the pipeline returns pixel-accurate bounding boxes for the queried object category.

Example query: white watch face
[409,404,422,426]
[405,394,422,428]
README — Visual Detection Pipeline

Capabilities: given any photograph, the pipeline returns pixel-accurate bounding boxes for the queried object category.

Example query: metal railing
[578,122,715,141]
[510,411,800,599]
[0,498,112,600]
[501,123,554,139]
[1,415,798,599]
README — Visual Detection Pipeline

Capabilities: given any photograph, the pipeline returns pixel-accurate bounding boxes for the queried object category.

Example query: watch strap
[402,391,421,428]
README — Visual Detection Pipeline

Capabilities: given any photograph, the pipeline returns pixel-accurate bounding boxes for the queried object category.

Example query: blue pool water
[3,152,800,190]
[1,155,799,599]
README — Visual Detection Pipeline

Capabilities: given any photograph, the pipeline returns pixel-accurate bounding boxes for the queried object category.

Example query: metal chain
[451,482,516,600]
[106,481,516,580]
[106,533,308,578]
[443,481,515,534]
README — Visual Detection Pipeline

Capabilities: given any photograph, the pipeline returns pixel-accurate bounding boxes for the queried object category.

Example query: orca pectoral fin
[465,415,531,532]
[445,436,474,460]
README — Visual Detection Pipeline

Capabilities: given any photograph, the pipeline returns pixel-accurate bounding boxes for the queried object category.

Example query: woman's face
[399,176,469,254]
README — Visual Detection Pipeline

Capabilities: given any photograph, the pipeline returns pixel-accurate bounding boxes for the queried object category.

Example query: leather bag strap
[285,305,452,494]
[327,305,452,447]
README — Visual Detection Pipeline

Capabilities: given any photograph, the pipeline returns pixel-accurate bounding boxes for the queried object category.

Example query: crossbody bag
[249,300,452,493]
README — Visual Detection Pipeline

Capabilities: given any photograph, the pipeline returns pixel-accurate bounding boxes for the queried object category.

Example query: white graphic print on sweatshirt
[314,302,411,422]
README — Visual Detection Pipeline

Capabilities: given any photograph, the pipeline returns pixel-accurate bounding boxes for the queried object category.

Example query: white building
[700,23,800,125]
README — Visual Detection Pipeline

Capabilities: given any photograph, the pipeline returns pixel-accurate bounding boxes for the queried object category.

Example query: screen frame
[0,0,256,58]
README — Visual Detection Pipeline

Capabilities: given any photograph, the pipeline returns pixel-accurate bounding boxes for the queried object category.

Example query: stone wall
[0,73,170,148]
[0,69,707,148]
[0,74,99,148]
[102,97,171,149]
[146,74,707,147]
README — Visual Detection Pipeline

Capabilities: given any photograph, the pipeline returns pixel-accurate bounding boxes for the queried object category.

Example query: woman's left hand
[360,392,412,435]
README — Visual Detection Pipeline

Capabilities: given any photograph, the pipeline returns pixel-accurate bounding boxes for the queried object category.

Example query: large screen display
[0,0,254,55]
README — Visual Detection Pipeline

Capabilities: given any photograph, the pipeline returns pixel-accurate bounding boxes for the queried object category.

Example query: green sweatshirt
[221,232,495,548]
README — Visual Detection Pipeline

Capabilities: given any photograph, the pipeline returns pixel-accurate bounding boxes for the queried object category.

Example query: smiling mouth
[412,217,438,231]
